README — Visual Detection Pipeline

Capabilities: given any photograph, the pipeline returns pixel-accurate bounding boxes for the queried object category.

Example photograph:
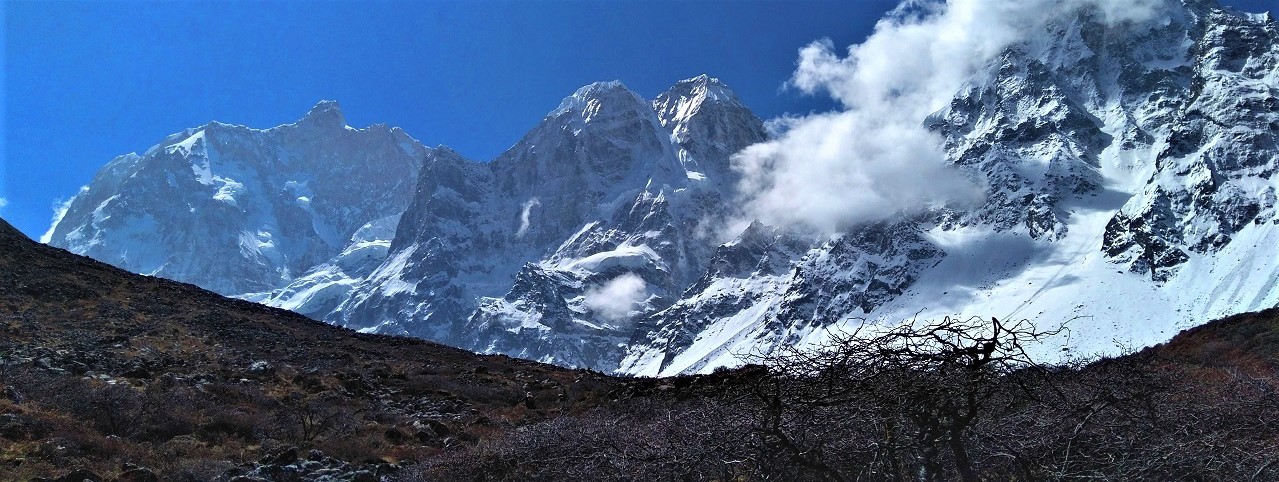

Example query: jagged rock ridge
[45,101,428,295]
[325,76,769,371]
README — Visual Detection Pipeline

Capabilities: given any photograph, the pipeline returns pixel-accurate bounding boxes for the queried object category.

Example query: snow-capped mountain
[47,0,1277,376]
[622,0,1279,375]
[44,101,428,295]
[312,76,769,371]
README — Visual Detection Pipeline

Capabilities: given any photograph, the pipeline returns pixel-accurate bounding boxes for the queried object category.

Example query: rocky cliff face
[323,76,769,371]
[45,102,427,295]
[50,0,1278,376]
[1102,7,1279,282]
[622,0,1279,375]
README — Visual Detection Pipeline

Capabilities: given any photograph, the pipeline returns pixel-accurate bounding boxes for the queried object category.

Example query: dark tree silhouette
[754,315,1059,481]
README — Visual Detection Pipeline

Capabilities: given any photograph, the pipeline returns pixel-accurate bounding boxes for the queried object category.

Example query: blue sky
[2,0,898,238]
[2,0,1274,239]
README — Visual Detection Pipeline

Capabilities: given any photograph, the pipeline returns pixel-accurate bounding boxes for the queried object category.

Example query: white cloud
[731,0,1164,234]
[516,197,541,238]
[583,273,648,322]
[0,198,7,211]
[40,186,88,244]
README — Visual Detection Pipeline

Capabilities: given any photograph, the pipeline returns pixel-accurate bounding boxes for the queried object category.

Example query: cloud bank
[731,0,1164,234]
[583,273,648,322]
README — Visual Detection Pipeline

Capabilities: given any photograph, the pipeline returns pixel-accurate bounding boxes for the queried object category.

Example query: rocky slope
[9,214,1279,481]
[0,217,624,480]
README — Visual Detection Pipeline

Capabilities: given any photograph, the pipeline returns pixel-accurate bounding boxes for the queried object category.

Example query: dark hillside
[4,216,1279,481]
[1150,307,1279,374]
[0,218,620,480]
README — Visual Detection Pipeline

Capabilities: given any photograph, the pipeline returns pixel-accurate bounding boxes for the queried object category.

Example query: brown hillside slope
[4,214,1279,481]
[0,218,620,480]
[1150,307,1279,375]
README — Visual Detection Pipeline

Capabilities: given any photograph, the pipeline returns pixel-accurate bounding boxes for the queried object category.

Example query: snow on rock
[323,75,767,369]
[46,101,428,295]
[622,0,1279,376]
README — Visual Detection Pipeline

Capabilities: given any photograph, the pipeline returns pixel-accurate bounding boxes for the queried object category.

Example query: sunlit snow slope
[621,0,1279,375]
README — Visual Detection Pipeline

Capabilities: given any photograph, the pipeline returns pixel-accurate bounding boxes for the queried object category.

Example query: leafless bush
[748,316,1279,481]
[272,391,354,445]
[978,355,1279,480]
[752,316,1057,481]
[398,397,758,482]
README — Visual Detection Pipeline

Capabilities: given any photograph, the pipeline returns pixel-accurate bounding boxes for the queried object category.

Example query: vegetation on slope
[401,313,1279,481]
[3,217,1279,481]
[0,219,620,480]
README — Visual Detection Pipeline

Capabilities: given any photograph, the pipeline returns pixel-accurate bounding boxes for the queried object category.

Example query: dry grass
[4,217,1279,481]
[0,219,623,480]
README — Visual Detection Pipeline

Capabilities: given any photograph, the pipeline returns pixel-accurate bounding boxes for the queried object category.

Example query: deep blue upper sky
[2,0,1274,239]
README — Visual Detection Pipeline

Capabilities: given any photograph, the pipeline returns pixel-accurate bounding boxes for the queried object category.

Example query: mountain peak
[579,79,628,93]
[682,73,727,88]
[300,99,346,129]
[652,74,760,148]
[653,75,747,130]
[548,80,648,121]
[660,74,741,105]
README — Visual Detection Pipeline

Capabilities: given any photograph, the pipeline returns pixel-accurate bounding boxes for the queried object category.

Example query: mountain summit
[299,99,346,129]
